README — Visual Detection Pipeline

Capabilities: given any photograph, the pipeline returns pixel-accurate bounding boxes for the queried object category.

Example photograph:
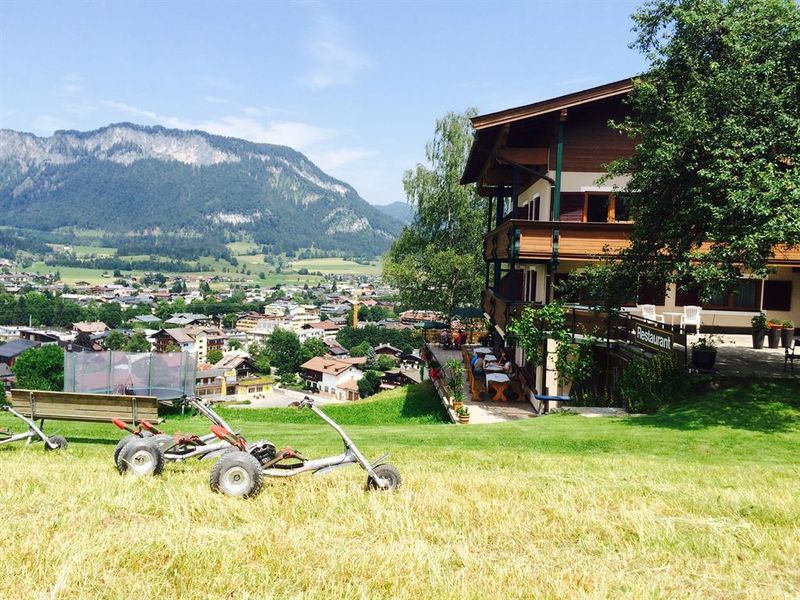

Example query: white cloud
[103,101,338,149]
[62,83,83,94]
[301,15,372,89]
[204,96,227,105]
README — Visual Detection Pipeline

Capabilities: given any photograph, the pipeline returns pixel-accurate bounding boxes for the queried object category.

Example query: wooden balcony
[484,220,633,262]
[481,288,528,333]
[484,220,800,266]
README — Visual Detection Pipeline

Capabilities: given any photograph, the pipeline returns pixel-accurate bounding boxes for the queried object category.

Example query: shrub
[12,345,65,391]
[357,370,383,398]
[618,351,685,413]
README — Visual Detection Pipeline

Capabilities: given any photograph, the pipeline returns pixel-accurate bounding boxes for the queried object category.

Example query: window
[763,280,792,311]
[676,279,762,310]
[614,193,633,222]
[637,282,667,306]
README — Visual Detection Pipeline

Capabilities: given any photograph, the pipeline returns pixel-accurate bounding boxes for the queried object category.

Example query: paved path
[688,334,797,378]
[222,388,346,409]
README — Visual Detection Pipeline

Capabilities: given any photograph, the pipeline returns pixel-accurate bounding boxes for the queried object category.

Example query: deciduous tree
[606,0,800,298]
[12,345,64,390]
[383,110,486,317]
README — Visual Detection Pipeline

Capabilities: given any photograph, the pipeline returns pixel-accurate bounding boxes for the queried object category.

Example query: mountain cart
[114,395,242,476]
[0,404,67,451]
[208,396,401,498]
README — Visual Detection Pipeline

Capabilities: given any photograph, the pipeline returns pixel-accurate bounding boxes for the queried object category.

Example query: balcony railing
[481,288,529,333]
[484,219,634,262]
[485,219,800,265]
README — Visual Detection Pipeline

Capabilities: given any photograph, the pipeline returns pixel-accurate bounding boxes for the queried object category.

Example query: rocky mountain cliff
[0,123,401,256]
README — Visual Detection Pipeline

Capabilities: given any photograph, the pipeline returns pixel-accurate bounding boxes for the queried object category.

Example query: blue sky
[0,0,648,206]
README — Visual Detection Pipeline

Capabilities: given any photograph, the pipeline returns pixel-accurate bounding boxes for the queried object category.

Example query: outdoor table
[663,312,683,326]
[474,347,493,357]
[484,364,504,373]
[484,354,497,362]
[486,373,510,402]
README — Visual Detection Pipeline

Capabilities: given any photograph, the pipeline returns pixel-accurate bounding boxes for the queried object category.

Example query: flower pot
[782,328,795,348]
[458,414,470,424]
[452,401,463,411]
[767,328,781,349]
[752,329,766,349]
[691,348,717,370]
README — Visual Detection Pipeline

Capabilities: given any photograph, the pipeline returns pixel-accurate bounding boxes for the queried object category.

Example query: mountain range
[0,123,403,257]
[375,201,413,225]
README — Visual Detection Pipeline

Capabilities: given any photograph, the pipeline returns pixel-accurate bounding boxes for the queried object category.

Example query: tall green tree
[299,337,327,364]
[383,110,486,316]
[267,329,302,374]
[12,345,64,391]
[606,0,800,298]
[104,330,126,351]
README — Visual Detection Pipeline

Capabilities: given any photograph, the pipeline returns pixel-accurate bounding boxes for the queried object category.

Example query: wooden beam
[495,147,549,166]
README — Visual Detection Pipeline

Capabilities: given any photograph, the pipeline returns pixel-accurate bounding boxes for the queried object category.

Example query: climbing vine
[507,300,596,391]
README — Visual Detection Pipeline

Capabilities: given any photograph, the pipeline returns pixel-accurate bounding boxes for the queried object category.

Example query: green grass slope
[0,380,798,598]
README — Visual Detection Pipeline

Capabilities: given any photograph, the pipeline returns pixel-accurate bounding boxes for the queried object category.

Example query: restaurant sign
[633,322,674,353]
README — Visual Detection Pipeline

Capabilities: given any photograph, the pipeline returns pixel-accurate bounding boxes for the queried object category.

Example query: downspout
[551,109,567,275]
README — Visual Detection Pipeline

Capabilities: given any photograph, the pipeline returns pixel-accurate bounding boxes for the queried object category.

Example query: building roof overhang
[461,77,635,188]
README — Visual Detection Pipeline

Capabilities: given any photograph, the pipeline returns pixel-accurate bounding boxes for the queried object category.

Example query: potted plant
[451,387,464,412]
[782,320,795,348]
[445,358,464,392]
[456,405,470,424]
[691,335,718,370]
[751,312,768,349]
[767,318,783,349]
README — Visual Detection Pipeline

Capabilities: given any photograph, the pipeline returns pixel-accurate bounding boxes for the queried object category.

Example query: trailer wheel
[366,463,402,491]
[149,434,176,453]
[209,451,264,498]
[118,438,165,476]
[44,435,68,451]
[113,432,153,466]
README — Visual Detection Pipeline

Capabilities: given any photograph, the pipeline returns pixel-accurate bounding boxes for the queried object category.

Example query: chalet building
[214,355,258,380]
[300,356,363,401]
[73,321,109,348]
[152,325,224,363]
[463,78,800,394]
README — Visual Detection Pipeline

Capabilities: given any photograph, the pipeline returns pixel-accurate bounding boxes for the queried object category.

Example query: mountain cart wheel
[209,451,264,498]
[148,434,177,453]
[113,431,154,467]
[118,438,165,476]
[366,463,402,491]
[44,435,68,451]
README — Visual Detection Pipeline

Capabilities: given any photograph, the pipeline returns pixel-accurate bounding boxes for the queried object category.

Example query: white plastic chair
[639,304,664,323]
[680,306,702,334]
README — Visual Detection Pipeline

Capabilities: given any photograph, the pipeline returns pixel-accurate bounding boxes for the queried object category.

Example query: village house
[152,325,224,362]
[0,338,40,367]
[299,355,364,401]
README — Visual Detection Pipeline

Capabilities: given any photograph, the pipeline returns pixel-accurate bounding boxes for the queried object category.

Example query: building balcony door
[585,194,610,223]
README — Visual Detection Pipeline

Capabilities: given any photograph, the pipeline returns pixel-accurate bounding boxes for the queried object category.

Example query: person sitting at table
[440,329,450,349]
[472,355,485,375]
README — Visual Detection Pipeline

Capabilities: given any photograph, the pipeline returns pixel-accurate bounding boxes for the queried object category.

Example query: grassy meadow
[29,246,381,286]
[0,380,798,598]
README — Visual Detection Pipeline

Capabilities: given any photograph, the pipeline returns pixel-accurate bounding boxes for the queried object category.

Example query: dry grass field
[0,381,798,599]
